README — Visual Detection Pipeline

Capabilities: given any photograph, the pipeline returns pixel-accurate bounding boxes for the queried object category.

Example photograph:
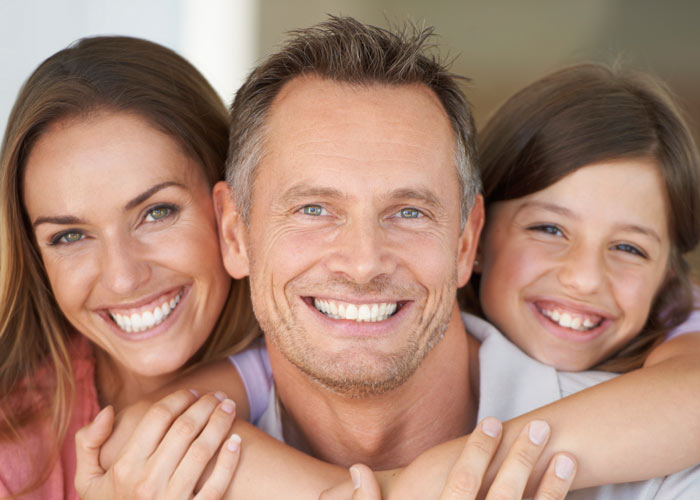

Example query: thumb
[74,406,114,493]
[350,464,382,500]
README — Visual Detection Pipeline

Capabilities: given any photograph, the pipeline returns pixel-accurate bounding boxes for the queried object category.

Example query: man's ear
[457,194,484,287]
[213,181,250,279]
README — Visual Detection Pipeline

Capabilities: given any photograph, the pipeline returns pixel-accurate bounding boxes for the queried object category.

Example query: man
[76,16,696,499]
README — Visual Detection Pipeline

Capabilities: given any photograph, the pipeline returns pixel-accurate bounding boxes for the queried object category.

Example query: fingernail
[227,433,241,452]
[93,405,111,425]
[481,417,502,437]
[214,391,227,402]
[188,388,200,398]
[528,420,550,445]
[350,466,361,490]
[555,455,575,479]
[221,399,236,414]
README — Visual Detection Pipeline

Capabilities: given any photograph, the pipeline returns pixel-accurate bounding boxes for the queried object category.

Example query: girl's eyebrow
[33,181,185,228]
[519,200,662,243]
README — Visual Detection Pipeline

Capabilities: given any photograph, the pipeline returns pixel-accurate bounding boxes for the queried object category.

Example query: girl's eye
[613,243,648,259]
[529,224,563,237]
[301,205,328,216]
[145,205,174,222]
[50,230,84,246]
[395,207,422,219]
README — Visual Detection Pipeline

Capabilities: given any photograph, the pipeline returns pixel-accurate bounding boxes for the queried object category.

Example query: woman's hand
[320,418,576,500]
[75,389,241,500]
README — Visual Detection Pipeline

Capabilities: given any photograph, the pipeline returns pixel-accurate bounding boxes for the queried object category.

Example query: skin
[478,159,671,370]
[22,111,231,409]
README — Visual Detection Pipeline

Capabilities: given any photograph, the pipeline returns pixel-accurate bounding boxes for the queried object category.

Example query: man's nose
[325,217,397,284]
[556,243,605,295]
[99,236,151,296]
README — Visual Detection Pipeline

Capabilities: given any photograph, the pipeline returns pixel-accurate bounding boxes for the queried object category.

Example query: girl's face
[23,112,230,387]
[478,159,671,370]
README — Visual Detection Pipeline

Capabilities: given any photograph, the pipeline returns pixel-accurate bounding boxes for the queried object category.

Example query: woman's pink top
[0,336,100,499]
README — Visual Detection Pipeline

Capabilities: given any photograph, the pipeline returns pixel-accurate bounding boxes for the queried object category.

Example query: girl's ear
[457,194,485,287]
[213,181,250,279]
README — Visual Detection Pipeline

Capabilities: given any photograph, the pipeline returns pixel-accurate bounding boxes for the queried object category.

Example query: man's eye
[145,205,175,222]
[396,208,421,219]
[50,230,84,245]
[301,205,327,216]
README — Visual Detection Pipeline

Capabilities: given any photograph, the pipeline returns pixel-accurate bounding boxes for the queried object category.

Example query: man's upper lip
[96,286,184,312]
[529,295,614,319]
[306,295,407,304]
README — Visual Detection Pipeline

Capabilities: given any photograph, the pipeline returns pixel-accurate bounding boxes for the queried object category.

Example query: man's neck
[268,305,480,469]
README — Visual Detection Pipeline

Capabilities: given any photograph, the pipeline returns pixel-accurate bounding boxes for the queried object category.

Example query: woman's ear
[213,181,250,279]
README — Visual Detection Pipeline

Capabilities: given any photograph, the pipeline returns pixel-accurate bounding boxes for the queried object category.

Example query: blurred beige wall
[256,0,700,275]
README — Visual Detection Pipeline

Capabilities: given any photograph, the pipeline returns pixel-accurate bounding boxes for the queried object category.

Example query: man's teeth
[314,298,397,322]
[540,308,600,332]
[110,290,183,333]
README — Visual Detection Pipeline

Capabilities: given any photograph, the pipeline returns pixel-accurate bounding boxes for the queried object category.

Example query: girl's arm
[378,330,700,498]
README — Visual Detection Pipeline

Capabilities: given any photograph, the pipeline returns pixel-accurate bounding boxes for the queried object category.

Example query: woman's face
[23,111,230,383]
[478,159,671,370]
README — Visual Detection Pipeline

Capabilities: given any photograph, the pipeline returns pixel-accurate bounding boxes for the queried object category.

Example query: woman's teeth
[110,290,183,333]
[540,307,601,331]
[314,298,397,322]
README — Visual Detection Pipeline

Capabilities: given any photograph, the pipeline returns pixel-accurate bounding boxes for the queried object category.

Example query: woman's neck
[94,349,181,412]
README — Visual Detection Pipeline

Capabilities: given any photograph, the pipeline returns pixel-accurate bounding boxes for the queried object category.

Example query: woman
[0,35,256,498]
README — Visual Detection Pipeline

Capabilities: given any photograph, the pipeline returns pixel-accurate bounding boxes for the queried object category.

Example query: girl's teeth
[313,298,398,323]
[111,290,183,333]
[541,307,600,332]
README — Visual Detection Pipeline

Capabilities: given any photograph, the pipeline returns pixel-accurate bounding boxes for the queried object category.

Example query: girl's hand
[320,418,576,500]
[75,389,241,500]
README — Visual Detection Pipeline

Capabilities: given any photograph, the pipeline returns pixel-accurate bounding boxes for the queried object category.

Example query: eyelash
[48,203,178,246]
[528,224,563,237]
[612,243,648,259]
[392,207,423,219]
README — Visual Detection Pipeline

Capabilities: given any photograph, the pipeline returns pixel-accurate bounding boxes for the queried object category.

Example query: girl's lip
[527,300,611,343]
[530,297,613,319]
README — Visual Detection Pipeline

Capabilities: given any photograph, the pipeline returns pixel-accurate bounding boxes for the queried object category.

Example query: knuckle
[147,402,176,423]
[134,479,157,500]
[445,471,480,497]
[537,485,567,500]
[188,440,214,465]
[111,460,132,485]
[198,483,226,500]
[513,447,537,469]
[173,415,198,439]
[467,436,496,457]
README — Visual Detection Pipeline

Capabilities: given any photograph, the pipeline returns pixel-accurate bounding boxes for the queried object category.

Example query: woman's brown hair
[0,36,257,496]
[460,62,700,372]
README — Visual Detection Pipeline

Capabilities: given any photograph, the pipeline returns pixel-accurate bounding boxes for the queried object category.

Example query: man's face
[220,76,481,396]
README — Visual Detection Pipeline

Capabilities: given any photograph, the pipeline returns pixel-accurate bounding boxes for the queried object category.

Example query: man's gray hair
[226,15,481,225]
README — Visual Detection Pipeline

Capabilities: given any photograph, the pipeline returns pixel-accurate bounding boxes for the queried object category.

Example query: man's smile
[311,297,404,322]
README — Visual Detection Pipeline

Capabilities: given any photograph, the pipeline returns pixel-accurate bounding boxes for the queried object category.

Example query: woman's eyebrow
[124,181,185,210]
[32,181,185,228]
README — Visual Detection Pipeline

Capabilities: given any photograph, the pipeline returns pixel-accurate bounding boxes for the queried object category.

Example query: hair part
[0,35,258,496]
[226,15,481,227]
[461,62,700,372]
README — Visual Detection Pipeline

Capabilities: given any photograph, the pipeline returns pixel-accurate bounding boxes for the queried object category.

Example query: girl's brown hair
[460,62,700,372]
[0,36,258,496]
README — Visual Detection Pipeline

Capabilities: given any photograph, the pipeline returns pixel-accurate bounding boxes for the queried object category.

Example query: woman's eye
[396,207,422,219]
[613,243,647,259]
[50,230,84,245]
[529,224,563,237]
[301,205,328,216]
[145,205,174,222]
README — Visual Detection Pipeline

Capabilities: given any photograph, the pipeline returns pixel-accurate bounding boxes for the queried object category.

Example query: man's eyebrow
[281,185,349,204]
[385,188,444,209]
[32,181,184,228]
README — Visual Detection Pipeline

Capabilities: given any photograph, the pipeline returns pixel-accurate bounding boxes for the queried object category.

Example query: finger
[193,434,242,500]
[485,420,551,500]
[350,464,382,500]
[439,417,503,500]
[532,453,576,500]
[117,388,200,465]
[74,406,115,495]
[168,398,238,494]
